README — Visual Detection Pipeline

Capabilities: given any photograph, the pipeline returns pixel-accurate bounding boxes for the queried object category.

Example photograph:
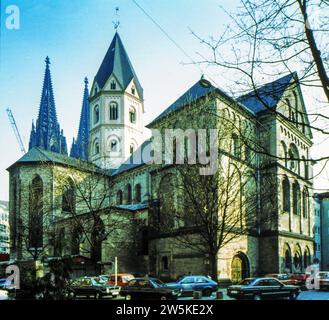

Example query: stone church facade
[7,32,314,283]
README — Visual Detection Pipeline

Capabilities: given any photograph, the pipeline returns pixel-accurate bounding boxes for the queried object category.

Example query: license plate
[112,291,119,295]
[230,290,238,294]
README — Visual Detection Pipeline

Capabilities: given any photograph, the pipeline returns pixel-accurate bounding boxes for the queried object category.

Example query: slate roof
[94,32,143,99]
[147,80,217,127]
[7,147,100,173]
[238,73,296,114]
[114,203,149,212]
[70,77,90,161]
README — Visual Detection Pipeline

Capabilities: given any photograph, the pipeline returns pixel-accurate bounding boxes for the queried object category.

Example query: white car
[0,289,8,300]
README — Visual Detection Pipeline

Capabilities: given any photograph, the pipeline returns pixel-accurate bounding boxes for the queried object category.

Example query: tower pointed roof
[29,57,67,155]
[70,77,90,161]
[94,32,143,98]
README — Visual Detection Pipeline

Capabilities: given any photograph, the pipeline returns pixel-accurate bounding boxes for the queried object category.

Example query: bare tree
[150,99,277,280]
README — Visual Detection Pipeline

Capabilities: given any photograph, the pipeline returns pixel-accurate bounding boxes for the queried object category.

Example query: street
[176,289,329,301]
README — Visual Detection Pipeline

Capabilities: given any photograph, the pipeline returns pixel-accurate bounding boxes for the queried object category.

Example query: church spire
[29,57,67,154]
[93,33,143,99]
[70,77,90,161]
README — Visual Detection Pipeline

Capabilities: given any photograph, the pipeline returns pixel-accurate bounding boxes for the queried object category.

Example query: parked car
[227,278,300,300]
[265,274,297,285]
[165,275,218,297]
[0,289,8,300]
[120,277,181,300]
[100,273,135,287]
[290,273,307,286]
[66,276,120,299]
[0,278,11,290]
[318,271,329,291]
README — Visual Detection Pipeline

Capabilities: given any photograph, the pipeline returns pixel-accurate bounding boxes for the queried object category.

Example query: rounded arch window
[130,143,135,155]
[131,86,136,95]
[288,143,300,173]
[109,101,118,120]
[129,106,136,123]
[109,139,119,152]
[94,139,100,155]
[110,80,116,90]
[94,105,100,124]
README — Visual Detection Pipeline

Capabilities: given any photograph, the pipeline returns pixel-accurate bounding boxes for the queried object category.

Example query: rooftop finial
[84,77,89,87]
[113,7,120,31]
[45,56,50,66]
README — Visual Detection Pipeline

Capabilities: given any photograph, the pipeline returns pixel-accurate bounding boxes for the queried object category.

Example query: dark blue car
[165,276,218,296]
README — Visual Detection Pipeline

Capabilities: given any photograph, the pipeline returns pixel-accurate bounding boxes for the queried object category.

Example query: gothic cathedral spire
[29,57,67,154]
[70,77,90,161]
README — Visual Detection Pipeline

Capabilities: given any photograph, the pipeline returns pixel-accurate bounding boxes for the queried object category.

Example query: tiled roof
[94,32,143,99]
[238,73,296,114]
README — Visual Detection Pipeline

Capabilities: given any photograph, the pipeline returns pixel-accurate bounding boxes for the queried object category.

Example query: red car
[265,274,299,285]
[100,274,135,287]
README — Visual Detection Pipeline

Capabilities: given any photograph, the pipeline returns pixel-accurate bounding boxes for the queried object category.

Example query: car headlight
[106,288,110,294]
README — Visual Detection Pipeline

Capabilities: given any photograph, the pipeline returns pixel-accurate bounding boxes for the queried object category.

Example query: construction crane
[6,108,26,154]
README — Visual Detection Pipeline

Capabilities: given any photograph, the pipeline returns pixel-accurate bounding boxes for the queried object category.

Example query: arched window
[130,144,135,155]
[94,87,98,96]
[126,184,132,204]
[304,247,311,268]
[282,177,290,212]
[288,144,300,173]
[129,107,136,123]
[117,190,123,205]
[110,140,118,152]
[293,181,301,215]
[302,187,309,218]
[135,184,142,203]
[109,102,118,120]
[281,141,287,167]
[94,139,100,155]
[29,176,43,248]
[232,134,241,158]
[110,81,116,90]
[94,105,100,124]
[302,156,309,179]
[287,99,295,123]
[159,174,175,228]
[284,245,292,272]
[62,178,75,213]
[131,86,136,95]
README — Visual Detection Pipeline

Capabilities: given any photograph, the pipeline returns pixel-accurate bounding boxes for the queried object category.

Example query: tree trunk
[209,254,218,282]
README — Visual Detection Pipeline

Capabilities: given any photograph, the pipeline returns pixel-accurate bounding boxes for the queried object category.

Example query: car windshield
[92,278,105,285]
[318,272,329,279]
[150,279,164,288]
[238,279,255,286]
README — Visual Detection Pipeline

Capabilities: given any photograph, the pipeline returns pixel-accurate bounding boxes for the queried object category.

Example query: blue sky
[0,0,328,200]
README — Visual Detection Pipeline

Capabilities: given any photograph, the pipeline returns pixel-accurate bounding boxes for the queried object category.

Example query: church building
[7,32,315,283]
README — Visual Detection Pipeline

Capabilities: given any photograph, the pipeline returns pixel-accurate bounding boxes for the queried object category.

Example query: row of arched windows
[93,103,136,125]
[284,243,311,272]
[116,183,142,205]
[92,138,136,156]
[282,176,309,218]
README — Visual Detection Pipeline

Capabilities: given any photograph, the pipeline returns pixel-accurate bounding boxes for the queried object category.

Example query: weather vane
[113,7,120,31]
